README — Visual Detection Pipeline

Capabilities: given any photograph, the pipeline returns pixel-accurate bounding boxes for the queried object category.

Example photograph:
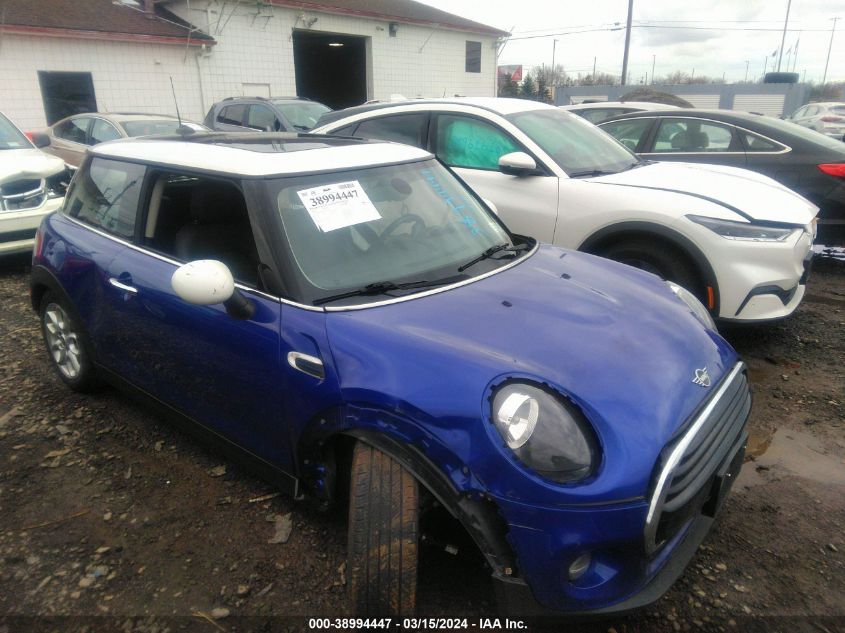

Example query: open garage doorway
[293,30,368,109]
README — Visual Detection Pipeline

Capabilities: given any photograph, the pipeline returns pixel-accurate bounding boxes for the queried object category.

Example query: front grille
[0,178,46,212]
[645,363,750,553]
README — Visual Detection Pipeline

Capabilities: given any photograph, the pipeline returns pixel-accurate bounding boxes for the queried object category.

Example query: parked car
[597,109,845,245]
[32,132,751,617]
[41,113,208,168]
[203,96,331,133]
[0,111,68,255]
[313,98,818,323]
[560,101,680,124]
[788,102,845,140]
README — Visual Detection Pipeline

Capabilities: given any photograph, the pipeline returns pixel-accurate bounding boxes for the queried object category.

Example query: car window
[0,112,31,150]
[579,109,617,124]
[791,106,806,119]
[121,120,183,136]
[331,123,359,136]
[436,114,520,170]
[55,118,89,144]
[740,132,782,152]
[217,104,247,126]
[354,114,428,147]
[89,119,121,144]
[599,118,652,151]
[247,104,280,132]
[65,158,145,239]
[805,106,818,117]
[272,101,332,131]
[653,119,734,152]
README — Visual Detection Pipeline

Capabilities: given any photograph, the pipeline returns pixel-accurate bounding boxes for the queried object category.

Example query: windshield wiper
[313,276,464,306]
[568,168,620,178]
[457,242,529,272]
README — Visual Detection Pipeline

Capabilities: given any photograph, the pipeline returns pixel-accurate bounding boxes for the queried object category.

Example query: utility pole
[777,0,792,72]
[651,54,656,84]
[620,0,634,85]
[744,60,749,82]
[823,17,839,84]
[552,39,557,78]
[592,56,597,80]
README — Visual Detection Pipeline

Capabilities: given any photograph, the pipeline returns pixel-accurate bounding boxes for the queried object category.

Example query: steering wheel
[379,213,427,242]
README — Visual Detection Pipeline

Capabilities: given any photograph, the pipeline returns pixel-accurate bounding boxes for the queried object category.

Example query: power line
[632,23,831,32]
[508,26,623,41]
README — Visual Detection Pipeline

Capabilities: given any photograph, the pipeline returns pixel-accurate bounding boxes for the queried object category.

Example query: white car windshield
[272,159,515,297]
[507,109,640,176]
[0,113,31,150]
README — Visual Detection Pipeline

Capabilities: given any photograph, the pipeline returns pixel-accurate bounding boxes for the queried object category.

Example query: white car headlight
[687,214,798,242]
[667,281,716,330]
[491,382,598,483]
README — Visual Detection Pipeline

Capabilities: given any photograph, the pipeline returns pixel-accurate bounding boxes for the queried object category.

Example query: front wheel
[347,441,419,617]
[39,291,98,391]
[599,239,703,298]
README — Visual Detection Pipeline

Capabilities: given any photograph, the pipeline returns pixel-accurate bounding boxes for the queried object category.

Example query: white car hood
[0,148,66,186]
[591,161,818,225]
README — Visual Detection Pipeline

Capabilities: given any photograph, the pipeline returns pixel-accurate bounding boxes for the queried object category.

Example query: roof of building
[268,0,509,36]
[0,0,214,46]
[91,132,433,176]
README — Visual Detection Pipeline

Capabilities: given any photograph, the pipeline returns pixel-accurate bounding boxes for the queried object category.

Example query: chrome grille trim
[0,178,47,212]
[644,362,748,554]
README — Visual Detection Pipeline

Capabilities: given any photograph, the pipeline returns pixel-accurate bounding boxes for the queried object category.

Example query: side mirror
[171,260,255,319]
[30,132,51,148]
[498,152,539,177]
[482,198,499,215]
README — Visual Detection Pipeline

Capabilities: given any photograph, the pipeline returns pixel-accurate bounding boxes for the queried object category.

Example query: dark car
[203,96,331,133]
[598,109,845,245]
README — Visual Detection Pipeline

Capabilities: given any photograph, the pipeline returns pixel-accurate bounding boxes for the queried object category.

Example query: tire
[39,291,98,391]
[347,441,418,617]
[600,238,703,298]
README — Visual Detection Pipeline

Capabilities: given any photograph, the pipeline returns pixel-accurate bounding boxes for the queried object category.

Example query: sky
[417,0,843,84]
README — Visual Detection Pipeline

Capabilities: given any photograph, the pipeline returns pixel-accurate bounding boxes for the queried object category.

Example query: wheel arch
[578,221,720,314]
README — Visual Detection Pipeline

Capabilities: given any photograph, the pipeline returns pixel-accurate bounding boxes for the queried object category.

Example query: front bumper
[0,197,62,255]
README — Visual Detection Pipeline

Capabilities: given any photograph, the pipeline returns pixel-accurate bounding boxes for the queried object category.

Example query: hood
[0,148,66,186]
[591,161,818,225]
[324,246,739,503]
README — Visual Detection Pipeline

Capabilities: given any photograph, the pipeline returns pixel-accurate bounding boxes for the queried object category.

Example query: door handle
[109,277,138,294]
[287,351,324,379]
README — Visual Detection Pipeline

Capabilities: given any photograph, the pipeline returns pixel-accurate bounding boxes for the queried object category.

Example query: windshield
[0,113,32,150]
[121,120,183,137]
[273,101,332,130]
[272,159,515,302]
[507,108,639,175]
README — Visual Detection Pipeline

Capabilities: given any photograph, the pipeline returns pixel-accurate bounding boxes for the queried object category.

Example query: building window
[465,41,481,73]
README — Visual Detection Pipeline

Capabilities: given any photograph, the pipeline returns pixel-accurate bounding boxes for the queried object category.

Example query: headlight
[687,214,798,242]
[667,281,716,330]
[491,382,598,483]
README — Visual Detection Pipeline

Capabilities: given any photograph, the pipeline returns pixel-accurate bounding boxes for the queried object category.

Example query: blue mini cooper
[31,132,750,617]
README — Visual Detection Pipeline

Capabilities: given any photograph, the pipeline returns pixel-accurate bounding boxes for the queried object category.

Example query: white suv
[0,112,67,255]
[314,98,819,323]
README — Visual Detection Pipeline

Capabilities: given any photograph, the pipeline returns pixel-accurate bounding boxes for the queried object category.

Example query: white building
[0,0,507,129]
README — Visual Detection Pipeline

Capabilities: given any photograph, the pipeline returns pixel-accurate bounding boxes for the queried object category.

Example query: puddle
[738,427,845,489]
[813,245,845,261]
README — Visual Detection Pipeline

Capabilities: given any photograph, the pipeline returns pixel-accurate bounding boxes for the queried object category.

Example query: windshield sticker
[420,168,481,236]
[297,180,382,232]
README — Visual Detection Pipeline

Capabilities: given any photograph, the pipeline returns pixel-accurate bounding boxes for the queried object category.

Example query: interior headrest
[670,132,688,149]
[690,131,709,149]
[190,182,246,223]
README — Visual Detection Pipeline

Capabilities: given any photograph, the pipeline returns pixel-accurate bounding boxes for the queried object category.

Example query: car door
[50,116,91,167]
[639,117,747,168]
[431,112,559,242]
[97,171,298,470]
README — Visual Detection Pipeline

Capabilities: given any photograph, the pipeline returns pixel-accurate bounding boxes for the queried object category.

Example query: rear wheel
[599,238,703,298]
[39,291,98,391]
[347,441,418,617]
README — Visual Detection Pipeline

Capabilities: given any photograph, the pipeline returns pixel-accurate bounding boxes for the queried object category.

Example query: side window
[55,118,89,144]
[217,104,247,126]
[331,123,359,137]
[435,114,520,170]
[66,158,144,239]
[90,119,121,144]
[465,41,481,73]
[740,131,782,152]
[791,106,806,119]
[653,119,735,153]
[247,104,280,131]
[354,114,428,148]
[580,109,614,124]
[600,118,652,151]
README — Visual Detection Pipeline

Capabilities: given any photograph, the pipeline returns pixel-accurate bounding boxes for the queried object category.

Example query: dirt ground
[0,253,843,633]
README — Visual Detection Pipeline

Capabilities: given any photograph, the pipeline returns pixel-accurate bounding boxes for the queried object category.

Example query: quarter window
[465,41,481,73]
[66,158,145,239]
[354,114,428,147]
[653,119,734,152]
[600,118,652,151]
[740,132,782,152]
[436,114,519,170]
[55,118,89,144]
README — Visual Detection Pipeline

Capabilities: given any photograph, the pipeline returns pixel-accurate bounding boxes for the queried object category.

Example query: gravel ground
[0,253,843,633]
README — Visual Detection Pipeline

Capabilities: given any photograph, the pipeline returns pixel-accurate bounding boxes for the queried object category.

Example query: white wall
[0,1,499,130]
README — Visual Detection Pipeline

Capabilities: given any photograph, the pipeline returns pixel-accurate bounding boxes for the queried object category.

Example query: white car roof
[90,133,433,177]
[561,101,680,111]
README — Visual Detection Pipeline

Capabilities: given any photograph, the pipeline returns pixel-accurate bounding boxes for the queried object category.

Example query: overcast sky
[418,0,843,84]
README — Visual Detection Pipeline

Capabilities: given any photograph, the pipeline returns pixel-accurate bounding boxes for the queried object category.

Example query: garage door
[732,94,786,117]
[683,94,720,109]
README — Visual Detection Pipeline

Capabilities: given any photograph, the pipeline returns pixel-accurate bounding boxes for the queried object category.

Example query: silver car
[788,102,845,141]
[42,112,207,168]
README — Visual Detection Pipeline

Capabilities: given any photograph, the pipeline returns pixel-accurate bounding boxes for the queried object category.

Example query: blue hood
[325,245,739,504]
